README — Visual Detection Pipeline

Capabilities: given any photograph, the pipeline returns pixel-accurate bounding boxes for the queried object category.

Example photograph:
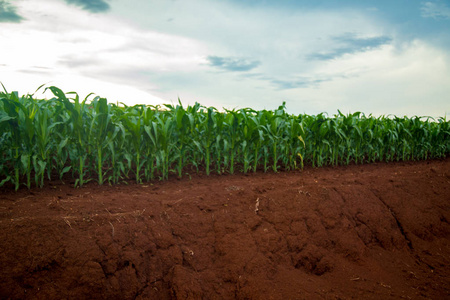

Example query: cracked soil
[1,158,449,299]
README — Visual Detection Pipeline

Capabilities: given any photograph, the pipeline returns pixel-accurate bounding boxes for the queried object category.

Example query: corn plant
[0,84,448,190]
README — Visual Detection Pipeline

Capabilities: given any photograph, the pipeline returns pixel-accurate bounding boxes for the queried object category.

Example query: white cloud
[111,0,385,65]
[421,1,450,19]
[1,0,449,119]
[1,0,208,104]
[106,1,449,118]
[288,40,450,117]
[173,40,450,118]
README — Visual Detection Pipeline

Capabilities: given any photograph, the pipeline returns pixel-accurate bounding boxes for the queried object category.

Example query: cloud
[236,72,333,90]
[421,1,450,19]
[58,54,102,68]
[0,0,24,23]
[64,0,110,13]
[334,33,392,49]
[292,40,450,117]
[207,56,261,72]
[17,66,53,75]
[308,33,392,60]
[270,77,330,90]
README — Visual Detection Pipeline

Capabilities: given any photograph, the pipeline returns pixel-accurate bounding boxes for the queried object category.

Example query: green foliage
[0,85,448,190]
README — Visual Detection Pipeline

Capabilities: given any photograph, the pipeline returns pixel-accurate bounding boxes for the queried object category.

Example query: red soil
[0,158,449,299]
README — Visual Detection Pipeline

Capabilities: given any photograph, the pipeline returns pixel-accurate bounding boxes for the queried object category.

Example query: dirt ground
[0,158,449,300]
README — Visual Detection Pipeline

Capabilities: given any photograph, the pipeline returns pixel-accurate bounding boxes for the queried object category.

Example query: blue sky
[1,0,449,117]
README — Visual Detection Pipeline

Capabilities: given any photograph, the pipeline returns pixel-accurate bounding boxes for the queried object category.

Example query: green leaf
[0,176,11,187]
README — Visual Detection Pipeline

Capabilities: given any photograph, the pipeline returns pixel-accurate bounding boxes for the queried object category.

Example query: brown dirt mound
[1,158,449,299]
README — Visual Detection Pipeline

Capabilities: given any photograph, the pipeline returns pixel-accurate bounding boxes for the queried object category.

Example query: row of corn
[1,85,448,190]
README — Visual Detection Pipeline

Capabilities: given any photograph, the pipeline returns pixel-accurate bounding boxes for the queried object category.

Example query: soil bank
[1,158,449,299]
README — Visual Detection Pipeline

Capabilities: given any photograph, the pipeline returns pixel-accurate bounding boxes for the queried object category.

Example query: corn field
[1,85,449,190]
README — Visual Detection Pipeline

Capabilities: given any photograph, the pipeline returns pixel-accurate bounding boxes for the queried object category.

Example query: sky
[1,0,450,118]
